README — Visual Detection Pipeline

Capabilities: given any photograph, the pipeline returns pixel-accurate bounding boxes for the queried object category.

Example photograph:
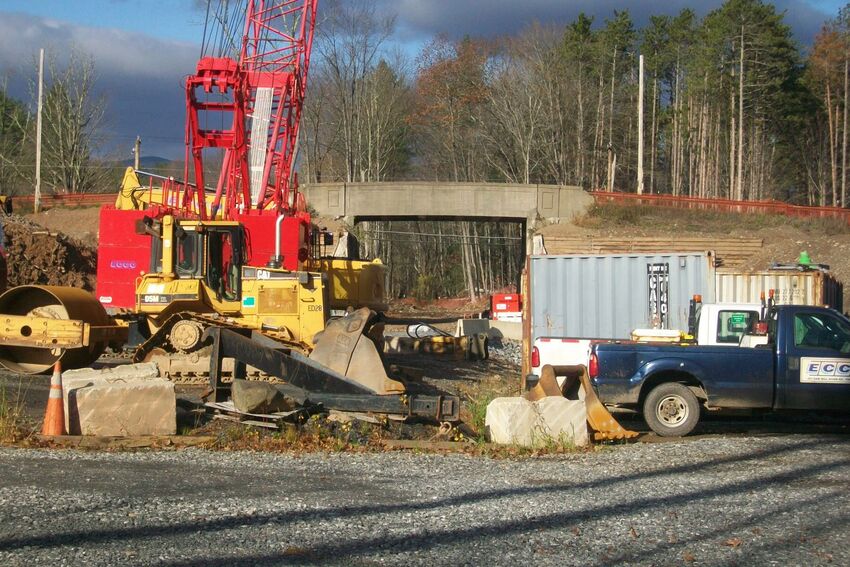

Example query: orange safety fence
[590,191,850,223]
[13,193,115,208]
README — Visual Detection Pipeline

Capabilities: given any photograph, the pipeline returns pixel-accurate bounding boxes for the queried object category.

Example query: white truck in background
[530,301,761,382]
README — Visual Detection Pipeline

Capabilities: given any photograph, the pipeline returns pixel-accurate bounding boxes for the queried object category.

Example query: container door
[779,309,850,410]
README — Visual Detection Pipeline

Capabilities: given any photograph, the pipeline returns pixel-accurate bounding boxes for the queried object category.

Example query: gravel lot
[1,435,848,566]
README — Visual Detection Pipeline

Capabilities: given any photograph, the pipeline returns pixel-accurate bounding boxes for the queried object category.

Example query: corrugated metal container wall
[715,270,843,312]
[529,252,716,342]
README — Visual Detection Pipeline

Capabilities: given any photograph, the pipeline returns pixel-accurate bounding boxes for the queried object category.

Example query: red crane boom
[183,0,317,220]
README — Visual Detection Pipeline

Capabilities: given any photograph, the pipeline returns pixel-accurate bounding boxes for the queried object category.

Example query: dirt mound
[2,215,97,290]
[25,207,101,248]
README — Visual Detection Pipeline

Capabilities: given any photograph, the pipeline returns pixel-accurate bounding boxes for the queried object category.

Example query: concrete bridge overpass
[300,182,593,227]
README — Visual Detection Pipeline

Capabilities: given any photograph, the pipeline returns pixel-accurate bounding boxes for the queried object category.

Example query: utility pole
[34,48,44,214]
[134,136,141,170]
[637,54,645,195]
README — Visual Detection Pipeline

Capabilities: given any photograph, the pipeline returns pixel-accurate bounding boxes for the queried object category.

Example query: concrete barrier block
[455,319,490,337]
[62,363,175,436]
[485,397,538,446]
[63,362,159,382]
[63,363,160,432]
[489,320,522,340]
[534,397,589,447]
[485,396,589,447]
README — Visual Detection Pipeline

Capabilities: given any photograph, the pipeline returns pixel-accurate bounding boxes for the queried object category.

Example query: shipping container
[528,252,716,343]
[715,270,843,312]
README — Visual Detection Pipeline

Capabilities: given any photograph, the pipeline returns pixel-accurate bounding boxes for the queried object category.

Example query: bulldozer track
[130,312,310,385]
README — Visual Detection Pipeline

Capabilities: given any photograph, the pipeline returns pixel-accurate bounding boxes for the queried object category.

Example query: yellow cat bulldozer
[0,210,405,398]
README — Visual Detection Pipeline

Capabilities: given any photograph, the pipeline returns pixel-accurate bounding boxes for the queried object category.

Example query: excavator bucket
[525,365,564,401]
[309,308,406,395]
[534,364,639,442]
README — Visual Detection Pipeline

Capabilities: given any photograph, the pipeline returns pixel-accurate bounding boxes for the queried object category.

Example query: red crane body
[95,0,319,310]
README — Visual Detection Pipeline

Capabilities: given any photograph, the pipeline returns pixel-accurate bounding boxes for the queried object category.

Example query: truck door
[778,308,850,410]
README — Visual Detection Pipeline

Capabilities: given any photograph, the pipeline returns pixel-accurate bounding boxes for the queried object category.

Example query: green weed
[0,382,29,443]
[465,393,496,438]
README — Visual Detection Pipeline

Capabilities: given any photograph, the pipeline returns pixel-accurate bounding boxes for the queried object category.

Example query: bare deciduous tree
[37,49,109,193]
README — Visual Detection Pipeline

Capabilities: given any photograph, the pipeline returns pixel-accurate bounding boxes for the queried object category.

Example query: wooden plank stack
[541,236,763,268]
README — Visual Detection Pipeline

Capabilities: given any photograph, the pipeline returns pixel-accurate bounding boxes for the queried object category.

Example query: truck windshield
[795,312,850,353]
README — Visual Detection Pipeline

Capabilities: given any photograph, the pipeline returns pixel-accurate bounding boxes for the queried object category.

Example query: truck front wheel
[643,383,700,437]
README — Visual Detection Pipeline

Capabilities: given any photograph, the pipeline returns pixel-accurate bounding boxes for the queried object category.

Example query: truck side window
[716,310,759,344]
[794,312,850,353]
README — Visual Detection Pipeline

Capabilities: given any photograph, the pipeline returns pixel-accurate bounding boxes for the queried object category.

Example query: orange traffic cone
[41,362,66,436]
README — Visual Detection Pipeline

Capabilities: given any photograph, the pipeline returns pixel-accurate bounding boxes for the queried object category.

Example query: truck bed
[592,342,775,409]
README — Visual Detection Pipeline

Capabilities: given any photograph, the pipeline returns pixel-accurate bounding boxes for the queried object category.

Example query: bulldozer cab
[204,225,243,302]
[139,216,245,316]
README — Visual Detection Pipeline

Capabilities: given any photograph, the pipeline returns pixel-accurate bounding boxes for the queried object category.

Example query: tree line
[300,0,850,299]
[2,0,849,299]
[304,0,850,202]
[0,51,112,196]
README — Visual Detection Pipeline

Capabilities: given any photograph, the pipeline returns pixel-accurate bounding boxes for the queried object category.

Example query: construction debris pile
[3,215,97,290]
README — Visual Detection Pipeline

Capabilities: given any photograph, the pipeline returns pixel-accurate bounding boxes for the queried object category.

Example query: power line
[354,235,521,248]
[357,228,523,241]
[7,163,186,170]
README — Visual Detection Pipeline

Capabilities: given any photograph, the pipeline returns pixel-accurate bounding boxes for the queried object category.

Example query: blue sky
[0,0,206,42]
[0,0,845,160]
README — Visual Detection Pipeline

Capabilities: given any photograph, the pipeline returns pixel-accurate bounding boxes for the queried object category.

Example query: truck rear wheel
[643,383,700,437]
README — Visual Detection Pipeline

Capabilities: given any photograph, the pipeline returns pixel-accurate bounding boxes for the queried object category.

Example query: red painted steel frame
[182,0,317,220]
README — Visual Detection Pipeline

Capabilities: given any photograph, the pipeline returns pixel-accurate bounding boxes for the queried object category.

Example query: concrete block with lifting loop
[527,364,638,442]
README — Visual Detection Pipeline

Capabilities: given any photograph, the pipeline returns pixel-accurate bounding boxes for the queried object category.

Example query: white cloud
[0,12,199,158]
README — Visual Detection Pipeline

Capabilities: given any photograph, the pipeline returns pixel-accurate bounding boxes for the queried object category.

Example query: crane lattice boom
[183,0,317,220]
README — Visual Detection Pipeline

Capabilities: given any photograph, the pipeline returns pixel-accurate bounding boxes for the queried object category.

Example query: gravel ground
[1,435,848,566]
[488,337,523,366]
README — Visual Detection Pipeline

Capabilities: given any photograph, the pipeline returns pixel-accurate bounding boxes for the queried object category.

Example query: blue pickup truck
[589,304,850,436]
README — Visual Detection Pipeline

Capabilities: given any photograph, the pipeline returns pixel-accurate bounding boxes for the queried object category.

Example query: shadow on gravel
[615,411,850,439]
[1,437,848,565]
[595,486,848,565]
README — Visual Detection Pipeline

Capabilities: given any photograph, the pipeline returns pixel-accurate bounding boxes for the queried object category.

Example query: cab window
[794,312,850,353]
[206,229,242,301]
[176,231,202,277]
[716,310,759,344]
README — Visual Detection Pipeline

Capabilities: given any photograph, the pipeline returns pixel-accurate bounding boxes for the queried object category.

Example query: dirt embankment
[2,214,97,290]
[24,207,101,248]
[541,205,850,307]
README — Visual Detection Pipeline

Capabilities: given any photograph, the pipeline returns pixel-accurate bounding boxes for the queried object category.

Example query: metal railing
[590,191,850,223]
